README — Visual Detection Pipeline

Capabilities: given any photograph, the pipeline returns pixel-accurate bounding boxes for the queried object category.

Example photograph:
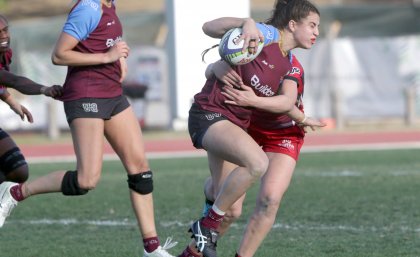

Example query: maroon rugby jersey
[249,54,305,137]
[59,1,123,101]
[194,24,292,129]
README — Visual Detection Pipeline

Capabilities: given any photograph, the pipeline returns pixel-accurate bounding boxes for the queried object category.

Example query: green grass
[1,149,420,257]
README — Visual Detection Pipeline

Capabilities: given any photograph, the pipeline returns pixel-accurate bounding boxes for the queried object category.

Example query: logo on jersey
[250,75,275,96]
[278,139,295,151]
[262,60,275,69]
[204,112,222,120]
[82,103,98,113]
[261,23,274,41]
[106,20,116,26]
[106,36,122,48]
[289,67,301,75]
[81,0,99,11]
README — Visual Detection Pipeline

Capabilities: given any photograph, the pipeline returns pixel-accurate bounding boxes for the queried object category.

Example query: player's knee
[61,170,89,196]
[0,147,28,182]
[127,170,153,195]
[258,195,281,217]
[248,155,269,178]
[9,165,29,183]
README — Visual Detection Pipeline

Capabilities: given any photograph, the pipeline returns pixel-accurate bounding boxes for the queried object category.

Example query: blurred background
[1,0,420,138]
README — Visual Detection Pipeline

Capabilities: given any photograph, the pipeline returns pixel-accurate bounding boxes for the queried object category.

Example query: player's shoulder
[291,54,303,69]
[70,0,102,15]
[256,22,280,45]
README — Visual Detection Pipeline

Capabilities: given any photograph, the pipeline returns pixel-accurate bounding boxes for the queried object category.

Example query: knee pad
[61,170,89,196]
[0,147,27,175]
[127,170,153,195]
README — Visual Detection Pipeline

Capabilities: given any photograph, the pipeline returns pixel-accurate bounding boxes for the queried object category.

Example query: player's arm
[51,3,129,66]
[222,78,298,113]
[51,32,129,66]
[205,60,243,88]
[0,88,34,123]
[0,70,62,97]
[222,82,325,129]
[202,17,264,52]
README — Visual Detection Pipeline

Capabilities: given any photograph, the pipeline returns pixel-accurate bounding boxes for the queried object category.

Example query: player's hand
[238,18,264,54]
[221,83,257,107]
[212,60,242,88]
[10,103,33,123]
[298,116,326,133]
[42,85,63,98]
[119,57,128,83]
[107,41,130,63]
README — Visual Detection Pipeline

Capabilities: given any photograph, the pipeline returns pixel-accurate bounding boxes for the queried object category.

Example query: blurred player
[0,14,62,185]
[0,2,176,257]
[181,1,321,257]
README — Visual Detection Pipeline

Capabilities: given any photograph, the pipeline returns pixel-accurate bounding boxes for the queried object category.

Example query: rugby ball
[218,27,263,65]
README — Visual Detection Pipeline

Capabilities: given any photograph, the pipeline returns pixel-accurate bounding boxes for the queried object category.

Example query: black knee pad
[0,147,27,175]
[61,170,89,196]
[127,170,153,195]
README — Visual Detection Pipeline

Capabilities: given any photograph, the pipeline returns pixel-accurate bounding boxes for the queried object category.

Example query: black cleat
[189,219,218,257]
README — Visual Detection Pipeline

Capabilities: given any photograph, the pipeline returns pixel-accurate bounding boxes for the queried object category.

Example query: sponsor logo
[261,23,274,40]
[204,113,222,120]
[278,139,295,151]
[81,0,99,11]
[82,103,98,113]
[106,36,122,48]
[106,20,115,26]
[262,60,275,69]
[289,67,301,75]
[250,75,275,96]
[231,32,241,45]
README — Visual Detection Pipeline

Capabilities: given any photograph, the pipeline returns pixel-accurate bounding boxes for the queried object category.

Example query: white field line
[8,219,420,233]
[25,142,420,164]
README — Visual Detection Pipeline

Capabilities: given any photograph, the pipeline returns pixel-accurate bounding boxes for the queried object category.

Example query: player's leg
[104,104,175,256]
[202,120,268,214]
[236,152,296,257]
[181,159,245,257]
[190,120,268,257]
[25,118,105,195]
[0,118,105,227]
[0,128,28,184]
[205,155,245,235]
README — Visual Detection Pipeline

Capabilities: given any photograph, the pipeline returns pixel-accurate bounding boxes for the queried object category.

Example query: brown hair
[266,0,320,30]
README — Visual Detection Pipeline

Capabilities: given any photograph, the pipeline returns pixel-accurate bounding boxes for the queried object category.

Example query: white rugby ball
[218,27,263,65]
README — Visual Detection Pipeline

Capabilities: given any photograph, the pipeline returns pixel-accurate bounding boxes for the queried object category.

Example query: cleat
[0,182,18,228]
[143,237,177,257]
[189,219,218,257]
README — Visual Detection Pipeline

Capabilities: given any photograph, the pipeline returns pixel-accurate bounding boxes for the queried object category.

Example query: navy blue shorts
[64,95,130,124]
[188,103,228,149]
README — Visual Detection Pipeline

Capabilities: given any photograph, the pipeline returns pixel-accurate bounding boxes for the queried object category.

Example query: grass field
[1,149,420,257]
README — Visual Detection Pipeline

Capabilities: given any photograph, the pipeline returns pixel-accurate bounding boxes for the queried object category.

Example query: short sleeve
[62,0,102,41]
[256,23,280,45]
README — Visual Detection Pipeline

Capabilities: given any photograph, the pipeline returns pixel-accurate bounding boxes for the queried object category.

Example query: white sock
[212,204,225,216]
